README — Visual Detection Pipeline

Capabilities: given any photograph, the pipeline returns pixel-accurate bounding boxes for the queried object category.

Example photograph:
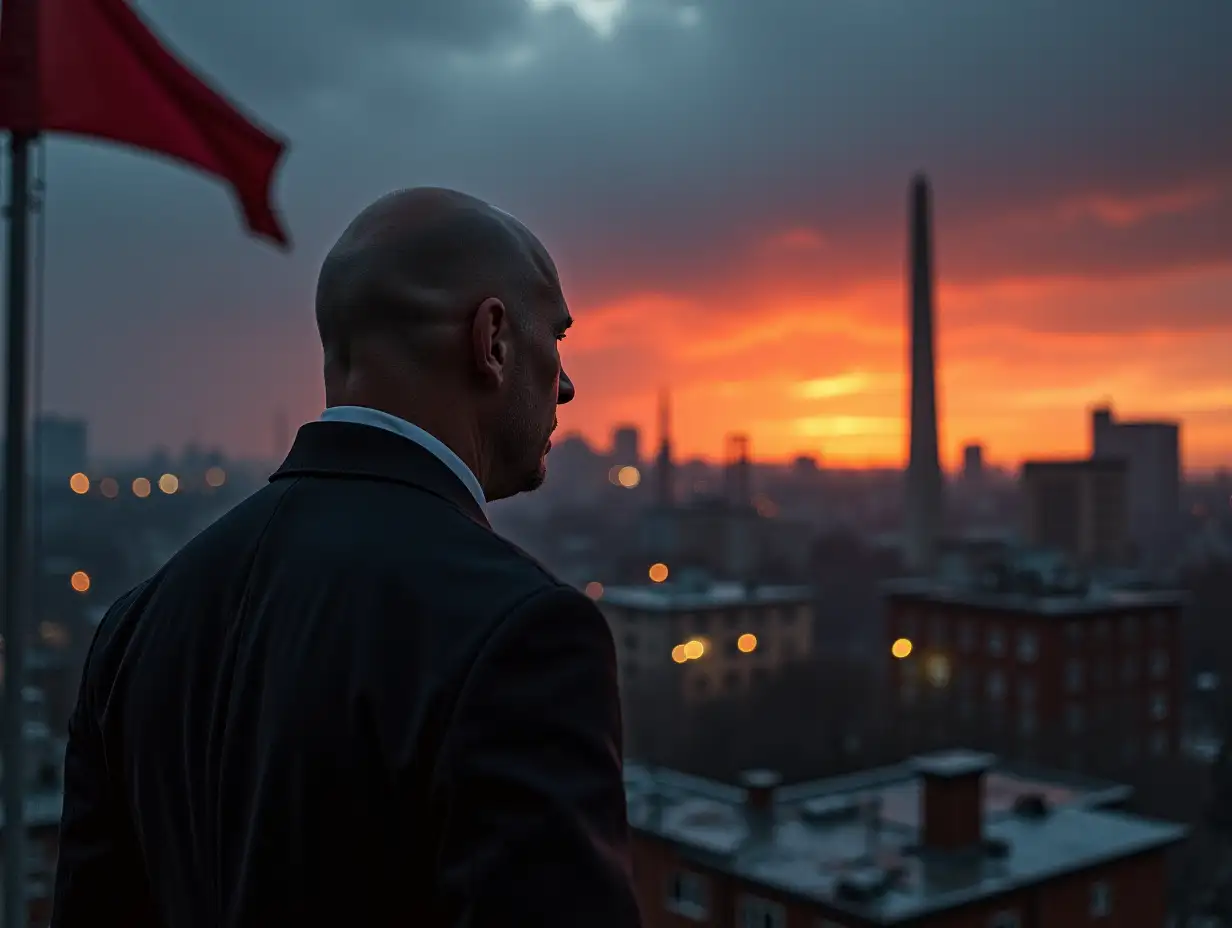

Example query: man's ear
[471,297,510,387]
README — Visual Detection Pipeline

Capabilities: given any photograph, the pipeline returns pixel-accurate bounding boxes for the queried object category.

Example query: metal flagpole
[3,129,32,928]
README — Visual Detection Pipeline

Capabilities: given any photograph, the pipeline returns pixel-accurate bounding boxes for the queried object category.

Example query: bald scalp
[315,187,558,374]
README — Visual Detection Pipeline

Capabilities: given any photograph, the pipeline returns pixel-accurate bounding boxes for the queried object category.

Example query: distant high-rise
[903,175,944,575]
[961,443,984,483]
[612,425,640,466]
[724,433,752,509]
[654,389,674,508]
[32,415,88,486]
[1091,404,1181,566]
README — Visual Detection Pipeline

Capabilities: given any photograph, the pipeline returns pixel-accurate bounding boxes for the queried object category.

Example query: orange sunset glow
[552,217,1232,473]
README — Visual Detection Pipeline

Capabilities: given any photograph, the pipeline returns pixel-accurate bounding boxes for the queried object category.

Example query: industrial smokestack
[904,174,944,576]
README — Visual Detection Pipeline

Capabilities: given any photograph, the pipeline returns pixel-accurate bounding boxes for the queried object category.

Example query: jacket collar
[270,420,490,529]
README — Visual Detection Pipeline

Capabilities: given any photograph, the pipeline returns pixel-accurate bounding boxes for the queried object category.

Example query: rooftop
[625,751,1186,924]
[883,576,1186,617]
[600,581,811,611]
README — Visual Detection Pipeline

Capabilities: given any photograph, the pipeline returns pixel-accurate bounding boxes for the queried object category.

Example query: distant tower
[655,388,674,507]
[612,425,640,465]
[904,175,944,575]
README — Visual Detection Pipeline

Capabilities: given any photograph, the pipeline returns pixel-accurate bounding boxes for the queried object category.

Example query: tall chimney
[904,174,944,576]
[655,388,674,508]
[739,768,781,843]
[912,750,993,851]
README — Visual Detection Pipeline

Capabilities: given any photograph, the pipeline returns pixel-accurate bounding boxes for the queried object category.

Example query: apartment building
[598,580,813,704]
[627,749,1185,927]
[882,569,1184,763]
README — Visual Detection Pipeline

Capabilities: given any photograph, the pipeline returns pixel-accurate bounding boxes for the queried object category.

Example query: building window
[1122,654,1137,684]
[1151,693,1169,720]
[739,895,786,928]
[1066,703,1084,734]
[989,911,1021,928]
[1066,659,1084,693]
[1017,631,1038,663]
[1123,615,1140,643]
[987,670,1006,701]
[1090,880,1112,918]
[988,626,1006,657]
[1095,657,1112,688]
[900,611,918,638]
[958,621,975,652]
[1095,619,1111,642]
[1065,622,1083,647]
[666,870,709,920]
[1150,730,1169,756]
[1150,612,1169,636]
[1018,677,1037,704]
[1150,649,1170,679]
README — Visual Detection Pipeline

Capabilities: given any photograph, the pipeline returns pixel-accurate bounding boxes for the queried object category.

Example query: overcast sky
[34,0,1232,467]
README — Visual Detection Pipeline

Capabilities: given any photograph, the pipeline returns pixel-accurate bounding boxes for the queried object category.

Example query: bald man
[52,190,642,927]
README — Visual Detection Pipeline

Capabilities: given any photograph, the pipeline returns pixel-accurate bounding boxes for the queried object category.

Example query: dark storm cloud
[35,0,1232,451]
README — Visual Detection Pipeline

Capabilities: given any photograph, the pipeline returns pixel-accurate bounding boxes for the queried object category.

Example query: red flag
[0,0,290,246]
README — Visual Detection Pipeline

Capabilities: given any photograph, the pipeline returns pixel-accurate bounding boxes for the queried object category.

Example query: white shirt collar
[318,406,486,509]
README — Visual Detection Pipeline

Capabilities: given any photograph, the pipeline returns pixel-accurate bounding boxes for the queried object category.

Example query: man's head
[315,188,575,501]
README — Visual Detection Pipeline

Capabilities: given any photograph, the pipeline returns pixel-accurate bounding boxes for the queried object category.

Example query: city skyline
[29,0,1232,468]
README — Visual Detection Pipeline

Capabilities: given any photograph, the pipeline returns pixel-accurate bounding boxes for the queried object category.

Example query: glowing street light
[737,633,758,653]
[132,477,151,498]
[616,466,640,488]
[70,571,90,593]
[584,581,604,599]
[99,477,119,499]
[69,472,89,494]
[205,466,226,488]
[671,644,688,663]
[682,639,705,660]
[158,473,180,494]
[891,637,913,659]
[648,562,669,583]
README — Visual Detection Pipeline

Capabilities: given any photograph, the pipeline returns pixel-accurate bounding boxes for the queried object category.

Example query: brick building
[626,749,1186,927]
[882,570,1184,765]
[599,580,813,704]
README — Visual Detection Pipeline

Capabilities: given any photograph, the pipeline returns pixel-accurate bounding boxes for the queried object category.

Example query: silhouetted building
[32,415,87,487]
[904,175,944,576]
[1020,458,1130,567]
[1091,405,1181,567]
[655,389,674,508]
[612,424,640,466]
[961,443,984,483]
[723,433,752,510]
[627,750,1184,927]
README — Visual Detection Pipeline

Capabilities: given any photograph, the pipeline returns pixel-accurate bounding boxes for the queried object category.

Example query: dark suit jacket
[51,420,642,927]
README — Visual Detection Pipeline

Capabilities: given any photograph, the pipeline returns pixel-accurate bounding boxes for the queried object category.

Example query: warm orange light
[737,633,758,653]
[584,581,604,599]
[682,639,705,660]
[891,637,913,659]
[205,466,226,488]
[158,473,179,495]
[648,562,669,583]
[672,644,688,664]
[616,466,641,488]
[70,571,90,593]
[99,477,119,499]
[69,472,89,495]
[132,477,151,498]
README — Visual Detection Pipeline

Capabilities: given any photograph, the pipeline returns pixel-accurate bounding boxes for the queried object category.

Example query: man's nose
[558,369,576,405]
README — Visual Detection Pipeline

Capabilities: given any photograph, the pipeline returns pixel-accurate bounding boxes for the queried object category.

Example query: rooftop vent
[1012,793,1049,819]
[834,865,902,902]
